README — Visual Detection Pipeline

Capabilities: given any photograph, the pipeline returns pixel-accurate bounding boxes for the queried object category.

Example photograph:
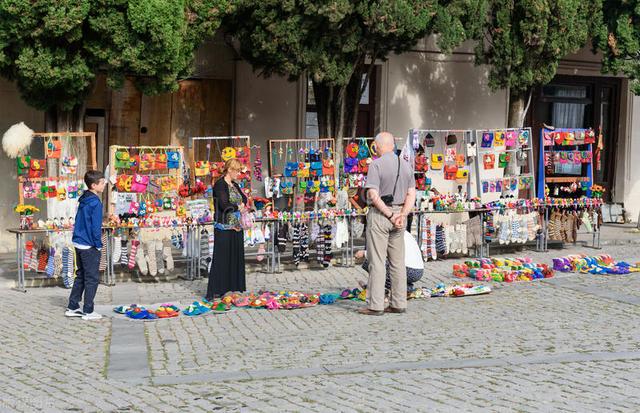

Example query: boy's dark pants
[68,247,101,314]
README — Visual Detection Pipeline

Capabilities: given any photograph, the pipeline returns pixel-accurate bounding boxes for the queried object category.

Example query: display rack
[536,128,594,199]
[409,129,474,198]
[267,139,336,212]
[189,136,253,200]
[340,136,404,188]
[17,132,97,205]
[107,145,184,216]
[474,127,536,204]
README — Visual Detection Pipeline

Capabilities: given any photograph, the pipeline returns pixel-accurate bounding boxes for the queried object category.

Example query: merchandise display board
[17,132,97,210]
[267,139,336,212]
[474,128,536,204]
[536,128,594,199]
[189,136,253,201]
[107,145,184,218]
[409,129,474,199]
[340,136,404,188]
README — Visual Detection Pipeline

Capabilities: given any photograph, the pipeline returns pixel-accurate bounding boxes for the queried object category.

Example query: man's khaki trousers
[366,207,406,311]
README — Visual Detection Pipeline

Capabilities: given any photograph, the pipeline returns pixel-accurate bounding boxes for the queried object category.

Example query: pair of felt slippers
[114,303,180,319]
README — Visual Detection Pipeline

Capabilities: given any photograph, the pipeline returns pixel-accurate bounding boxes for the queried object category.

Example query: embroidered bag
[17,156,30,176]
[46,139,61,159]
[455,169,469,184]
[483,154,495,170]
[29,159,45,178]
[194,161,210,176]
[431,153,443,170]
[284,162,298,177]
[131,174,149,193]
[493,131,505,147]
[444,165,458,180]
[297,162,310,178]
[498,152,511,168]
[167,151,180,169]
[481,132,494,148]
[310,161,323,176]
[115,150,130,169]
[322,159,335,176]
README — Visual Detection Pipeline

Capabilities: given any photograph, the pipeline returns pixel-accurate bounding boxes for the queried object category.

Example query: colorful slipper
[155,304,180,318]
[319,293,338,304]
[183,301,211,316]
[114,304,136,314]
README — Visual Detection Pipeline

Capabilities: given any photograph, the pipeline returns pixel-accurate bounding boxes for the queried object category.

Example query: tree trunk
[507,88,531,128]
[44,104,86,132]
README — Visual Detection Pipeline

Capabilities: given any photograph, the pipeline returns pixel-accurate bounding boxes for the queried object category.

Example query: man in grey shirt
[359,132,416,315]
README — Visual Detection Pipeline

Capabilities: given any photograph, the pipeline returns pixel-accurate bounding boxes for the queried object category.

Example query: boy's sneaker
[81,312,102,321]
[65,308,84,318]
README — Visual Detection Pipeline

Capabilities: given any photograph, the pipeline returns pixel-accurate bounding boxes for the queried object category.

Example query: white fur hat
[2,122,34,159]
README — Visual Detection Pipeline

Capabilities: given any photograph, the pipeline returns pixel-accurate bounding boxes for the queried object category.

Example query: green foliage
[468,0,596,94]
[225,0,472,87]
[0,0,230,111]
[592,0,640,94]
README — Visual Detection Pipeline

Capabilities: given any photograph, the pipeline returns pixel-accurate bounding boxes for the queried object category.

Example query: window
[305,68,377,137]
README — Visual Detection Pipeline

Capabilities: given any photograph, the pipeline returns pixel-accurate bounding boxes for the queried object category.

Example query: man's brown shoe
[357,308,384,316]
[384,307,406,314]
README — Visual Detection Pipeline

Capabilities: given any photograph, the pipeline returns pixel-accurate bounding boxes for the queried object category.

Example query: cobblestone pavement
[1,244,640,412]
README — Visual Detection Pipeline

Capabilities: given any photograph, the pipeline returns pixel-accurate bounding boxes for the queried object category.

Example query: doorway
[529,75,621,200]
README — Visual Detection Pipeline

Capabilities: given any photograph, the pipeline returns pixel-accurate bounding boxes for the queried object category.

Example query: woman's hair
[222,158,243,177]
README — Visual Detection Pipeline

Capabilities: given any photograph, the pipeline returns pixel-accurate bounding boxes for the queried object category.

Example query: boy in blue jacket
[65,170,106,320]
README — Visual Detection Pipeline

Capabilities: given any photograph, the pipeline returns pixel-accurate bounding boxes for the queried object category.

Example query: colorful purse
[483,154,495,170]
[154,153,167,170]
[29,159,45,178]
[431,153,443,170]
[358,158,370,174]
[297,163,310,178]
[424,133,435,147]
[493,131,505,147]
[46,139,61,159]
[481,132,494,148]
[194,161,210,176]
[235,146,250,165]
[116,175,133,192]
[518,129,530,146]
[543,132,554,146]
[284,162,298,177]
[221,147,236,161]
[57,186,67,201]
[23,182,35,199]
[346,142,359,159]
[584,129,596,144]
[139,153,154,171]
[67,184,78,199]
[310,161,323,176]
[61,156,78,175]
[115,150,130,169]
[455,168,469,183]
[17,156,31,176]
[357,141,370,159]
[455,154,466,168]
[344,157,359,173]
[415,154,428,172]
[444,165,458,180]
[131,174,149,193]
[498,152,511,168]
[167,151,181,169]
[504,131,517,147]
[322,159,335,176]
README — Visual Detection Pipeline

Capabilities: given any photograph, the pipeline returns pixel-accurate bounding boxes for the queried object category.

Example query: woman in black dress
[206,159,248,300]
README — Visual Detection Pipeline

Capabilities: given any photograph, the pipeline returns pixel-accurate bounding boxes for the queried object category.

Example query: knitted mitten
[112,235,122,264]
[163,242,174,272]
[53,253,63,278]
[99,232,108,271]
[208,232,215,257]
[37,248,48,272]
[136,244,148,275]
[460,223,468,255]
[146,242,157,276]
[29,244,40,271]
[322,224,332,268]
[24,241,34,270]
[128,240,139,269]
[155,240,165,274]
[45,247,55,277]
[120,239,129,266]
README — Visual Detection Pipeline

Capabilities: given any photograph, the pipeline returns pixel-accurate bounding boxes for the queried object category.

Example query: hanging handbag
[221,146,237,161]
[28,159,45,178]
[455,168,469,183]
[131,174,150,193]
[358,158,370,174]
[154,153,168,170]
[116,175,133,192]
[297,162,310,178]
[483,154,495,170]
[431,153,443,170]
[46,139,61,159]
[444,165,458,180]
[17,155,31,176]
[194,161,210,176]
[322,159,335,176]
[61,156,78,175]
[481,132,494,148]
[498,152,511,168]
[167,151,181,169]
[344,157,359,173]
[310,161,323,176]
[493,131,505,147]
[284,162,298,177]
[114,150,130,169]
